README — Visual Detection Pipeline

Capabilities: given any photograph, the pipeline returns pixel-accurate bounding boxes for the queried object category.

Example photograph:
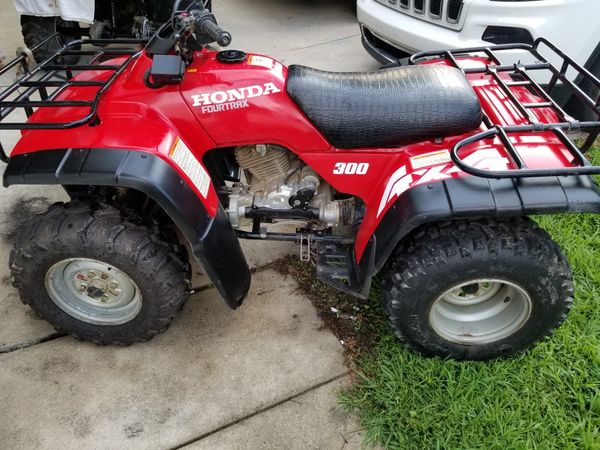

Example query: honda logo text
[190,82,281,114]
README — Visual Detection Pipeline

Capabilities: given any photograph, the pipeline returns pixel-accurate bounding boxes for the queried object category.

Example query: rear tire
[380,218,574,360]
[20,15,79,64]
[10,202,191,345]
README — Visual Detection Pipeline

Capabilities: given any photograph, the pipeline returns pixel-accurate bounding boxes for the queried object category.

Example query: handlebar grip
[198,18,232,47]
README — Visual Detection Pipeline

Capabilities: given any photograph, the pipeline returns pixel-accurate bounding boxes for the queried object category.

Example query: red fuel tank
[179,50,331,151]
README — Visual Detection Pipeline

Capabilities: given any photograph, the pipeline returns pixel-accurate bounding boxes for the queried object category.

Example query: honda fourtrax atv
[1,1,600,360]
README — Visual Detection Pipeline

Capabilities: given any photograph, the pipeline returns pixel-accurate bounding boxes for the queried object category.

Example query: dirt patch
[266,256,382,363]
[124,422,145,439]
[2,196,52,243]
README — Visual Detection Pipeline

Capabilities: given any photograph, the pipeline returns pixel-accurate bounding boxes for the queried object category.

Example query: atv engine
[227,145,351,229]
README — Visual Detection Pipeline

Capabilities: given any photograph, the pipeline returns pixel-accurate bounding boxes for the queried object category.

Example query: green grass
[340,144,600,449]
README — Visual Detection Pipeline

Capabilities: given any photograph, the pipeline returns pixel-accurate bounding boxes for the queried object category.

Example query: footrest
[315,241,374,299]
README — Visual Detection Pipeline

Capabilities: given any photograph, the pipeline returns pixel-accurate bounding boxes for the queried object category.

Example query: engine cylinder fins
[229,144,348,229]
[235,144,291,182]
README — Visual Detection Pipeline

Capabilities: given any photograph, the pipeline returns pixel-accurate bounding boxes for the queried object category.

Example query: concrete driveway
[0,0,378,448]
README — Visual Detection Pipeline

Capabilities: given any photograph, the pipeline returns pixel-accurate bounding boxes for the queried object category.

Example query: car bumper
[357,0,598,68]
[360,26,402,65]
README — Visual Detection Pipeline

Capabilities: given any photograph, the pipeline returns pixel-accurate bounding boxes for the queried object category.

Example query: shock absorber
[111,0,117,32]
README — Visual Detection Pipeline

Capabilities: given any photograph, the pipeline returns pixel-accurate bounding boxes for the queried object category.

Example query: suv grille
[375,0,467,30]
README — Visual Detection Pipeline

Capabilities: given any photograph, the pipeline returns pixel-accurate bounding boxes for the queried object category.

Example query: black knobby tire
[380,218,574,360]
[20,15,79,64]
[10,202,191,345]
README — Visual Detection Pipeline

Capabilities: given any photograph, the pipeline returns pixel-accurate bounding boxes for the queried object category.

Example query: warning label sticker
[169,138,211,199]
[410,150,452,169]
[248,55,275,69]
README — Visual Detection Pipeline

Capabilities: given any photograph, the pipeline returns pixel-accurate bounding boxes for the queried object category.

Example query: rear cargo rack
[411,38,600,179]
[0,33,144,162]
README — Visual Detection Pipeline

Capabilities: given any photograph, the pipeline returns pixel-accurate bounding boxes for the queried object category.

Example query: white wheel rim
[45,258,142,325]
[429,279,532,345]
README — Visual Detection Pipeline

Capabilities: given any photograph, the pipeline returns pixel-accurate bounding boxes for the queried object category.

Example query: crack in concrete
[0,331,67,355]
[292,34,360,51]
[171,371,351,450]
[1,262,297,354]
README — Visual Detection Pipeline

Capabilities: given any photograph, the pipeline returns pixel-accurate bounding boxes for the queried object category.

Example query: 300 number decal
[333,162,369,175]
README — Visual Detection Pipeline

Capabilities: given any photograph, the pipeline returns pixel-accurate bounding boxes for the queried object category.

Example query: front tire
[380,219,574,360]
[10,202,191,345]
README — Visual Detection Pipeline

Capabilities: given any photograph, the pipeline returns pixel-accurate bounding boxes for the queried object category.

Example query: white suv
[357,0,599,73]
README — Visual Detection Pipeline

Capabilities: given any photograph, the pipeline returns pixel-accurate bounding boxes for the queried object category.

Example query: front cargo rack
[411,38,600,179]
[0,33,144,162]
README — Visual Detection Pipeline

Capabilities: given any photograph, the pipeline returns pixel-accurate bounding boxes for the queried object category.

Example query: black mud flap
[372,175,600,273]
[3,148,250,308]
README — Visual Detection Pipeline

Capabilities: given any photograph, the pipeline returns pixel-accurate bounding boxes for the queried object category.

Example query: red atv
[1,1,599,360]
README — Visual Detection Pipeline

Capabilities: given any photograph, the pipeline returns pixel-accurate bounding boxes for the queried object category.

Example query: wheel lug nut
[88,271,95,278]
[101,273,109,280]
[79,285,86,292]
[109,282,118,289]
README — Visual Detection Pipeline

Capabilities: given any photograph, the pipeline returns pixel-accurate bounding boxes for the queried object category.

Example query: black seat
[286,64,483,149]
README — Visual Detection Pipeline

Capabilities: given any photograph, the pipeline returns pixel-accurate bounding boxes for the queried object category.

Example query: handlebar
[195,12,232,47]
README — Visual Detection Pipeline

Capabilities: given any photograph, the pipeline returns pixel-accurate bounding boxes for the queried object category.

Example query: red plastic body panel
[12,48,579,262]
[180,53,331,150]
